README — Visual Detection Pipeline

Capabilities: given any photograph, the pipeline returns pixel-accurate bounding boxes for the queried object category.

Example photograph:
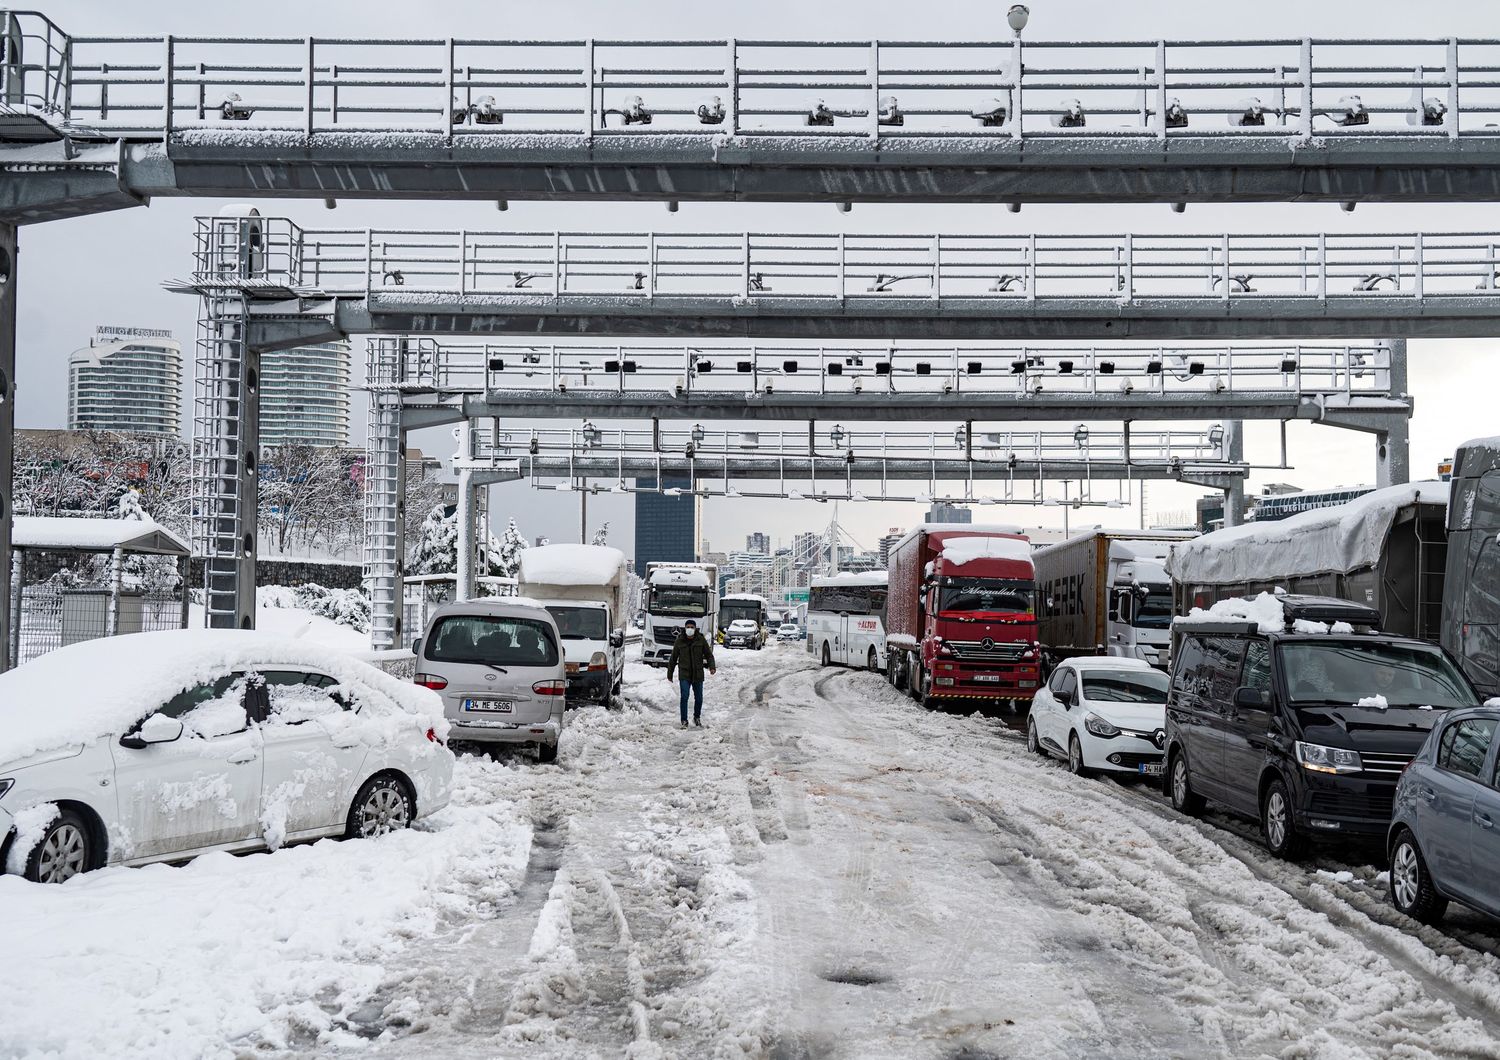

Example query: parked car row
[1023,593,1500,928]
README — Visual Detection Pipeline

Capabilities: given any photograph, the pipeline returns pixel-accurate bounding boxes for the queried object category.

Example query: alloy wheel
[1392,842,1420,909]
[1172,758,1188,805]
[358,784,411,837]
[1265,790,1288,849]
[37,823,88,884]
[1068,736,1084,774]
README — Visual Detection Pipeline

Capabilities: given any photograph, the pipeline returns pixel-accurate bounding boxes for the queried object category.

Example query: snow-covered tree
[257,444,362,558]
[113,488,148,521]
[409,504,458,574]
[488,516,529,578]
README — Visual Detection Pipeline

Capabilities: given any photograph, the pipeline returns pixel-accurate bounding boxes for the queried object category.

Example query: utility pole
[579,479,587,543]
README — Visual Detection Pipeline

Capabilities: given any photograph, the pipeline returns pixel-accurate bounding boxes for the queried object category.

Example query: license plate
[973,674,1002,684]
[1139,762,1164,776]
[463,698,514,713]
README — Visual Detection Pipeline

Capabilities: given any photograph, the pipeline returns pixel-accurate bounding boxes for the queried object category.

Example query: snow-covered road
[7,643,1500,1059]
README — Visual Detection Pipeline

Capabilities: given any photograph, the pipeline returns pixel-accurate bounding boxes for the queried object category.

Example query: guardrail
[372,337,1393,401]
[6,13,1499,141]
[191,218,1500,302]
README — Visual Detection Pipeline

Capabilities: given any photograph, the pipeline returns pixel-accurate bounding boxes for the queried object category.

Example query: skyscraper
[259,340,353,447]
[924,502,973,524]
[67,326,182,436]
[746,531,770,554]
[634,476,697,573]
[878,528,905,567]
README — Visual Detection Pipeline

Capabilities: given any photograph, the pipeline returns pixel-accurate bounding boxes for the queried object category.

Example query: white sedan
[0,629,454,884]
[1027,657,1170,780]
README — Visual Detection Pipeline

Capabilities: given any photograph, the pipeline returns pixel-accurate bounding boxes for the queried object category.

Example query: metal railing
[191,218,1500,304]
[377,337,1393,402]
[7,15,1500,141]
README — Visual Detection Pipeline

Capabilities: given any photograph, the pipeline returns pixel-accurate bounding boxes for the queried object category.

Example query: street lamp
[1073,424,1090,450]
[1006,4,1029,35]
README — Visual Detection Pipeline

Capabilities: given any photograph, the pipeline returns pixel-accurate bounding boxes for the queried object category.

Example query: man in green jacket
[666,619,717,728]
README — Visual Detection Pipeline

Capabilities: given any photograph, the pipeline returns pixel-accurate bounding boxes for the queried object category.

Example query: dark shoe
[693,717,703,728]
[680,721,688,729]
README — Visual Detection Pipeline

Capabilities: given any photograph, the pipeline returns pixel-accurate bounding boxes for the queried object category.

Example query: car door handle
[1419,786,1437,802]
[226,749,259,764]
[1478,812,1495,830]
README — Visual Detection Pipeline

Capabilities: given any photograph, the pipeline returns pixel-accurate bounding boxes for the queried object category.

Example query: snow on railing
[191,218,1500,303]
[373,337,1394,403]
[6,14,1500,141]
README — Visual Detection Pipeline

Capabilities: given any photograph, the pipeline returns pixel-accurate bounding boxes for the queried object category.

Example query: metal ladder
[365,340,404,650]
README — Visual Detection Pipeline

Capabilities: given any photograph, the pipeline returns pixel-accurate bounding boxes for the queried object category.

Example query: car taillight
[533,679,567,696]
[415,673,447,690]
[425,727,441,744]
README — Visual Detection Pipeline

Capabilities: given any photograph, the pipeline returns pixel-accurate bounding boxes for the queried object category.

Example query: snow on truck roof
[1166,480,1448,587]
[518,543,625,586]
[810,572,887,587]
[940,537,1034,567]
[1033,528,1197,559]
[721,593,770,604]
[892,523,1025,551]
[0,629,444,766]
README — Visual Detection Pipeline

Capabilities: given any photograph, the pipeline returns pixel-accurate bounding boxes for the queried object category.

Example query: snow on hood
[1167,480,1447,586]
[519,543,625,586]
[940,537,1033,567]
[0,629,444,765]
[1177,592,1287,634]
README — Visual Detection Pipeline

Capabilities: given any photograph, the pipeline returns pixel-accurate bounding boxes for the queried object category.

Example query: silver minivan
[413,598,568,762]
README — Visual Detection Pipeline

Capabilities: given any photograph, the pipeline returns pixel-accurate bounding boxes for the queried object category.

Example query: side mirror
[120,713,184,749]
[609,631,625,648]
[1233,686,1271,711]
[410,638,423,657]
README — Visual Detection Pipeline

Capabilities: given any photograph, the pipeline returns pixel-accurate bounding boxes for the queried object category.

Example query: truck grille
[1360,753,1413,777]
[946,639,1029,662]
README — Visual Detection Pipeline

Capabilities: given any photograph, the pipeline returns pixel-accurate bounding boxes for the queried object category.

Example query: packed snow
[7,643,1500,1059]
[0,629,443,765]
[1167,480,1448,585]
[4,803,59,875]
[940,535,1034,566]
[1176,590,1289,633]
[11,515,188,553]
[518,544,626,586]
[1357,694,1391,710]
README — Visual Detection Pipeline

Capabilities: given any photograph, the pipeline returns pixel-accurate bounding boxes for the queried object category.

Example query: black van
[1164,595,1483,858]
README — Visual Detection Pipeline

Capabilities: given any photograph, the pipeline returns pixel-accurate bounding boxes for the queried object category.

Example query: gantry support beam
[0,223,14,670]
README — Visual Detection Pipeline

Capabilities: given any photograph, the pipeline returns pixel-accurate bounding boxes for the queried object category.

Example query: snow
[4,803,58,875]
[12,515,188,555]
[810,571,887,587]
[519,543,626,587]
[1167,480,1448,586]
[940,535,1034,566]
[1292,618,1356,635]
[1176,591,1288,634]
[0,629,443,766]
[1357,694,1391,710]
[892,522,1024,552]
[885,633,918,648]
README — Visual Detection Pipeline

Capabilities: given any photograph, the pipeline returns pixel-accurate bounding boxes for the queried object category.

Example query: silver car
[414,599,568,762]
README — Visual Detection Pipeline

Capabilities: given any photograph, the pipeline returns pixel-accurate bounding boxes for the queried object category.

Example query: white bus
[807,572,888,671]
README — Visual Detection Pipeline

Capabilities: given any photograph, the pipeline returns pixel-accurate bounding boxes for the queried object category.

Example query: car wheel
[537,741,559,764]
[1067,733,1091,777]
[1026,717,1044,756]
[1261,777,1306,860]
[867,647,878,672]
[1169,750,1206,816]
[1390,830,1448,924]
[346,775,413,839]
[23,809,93,884]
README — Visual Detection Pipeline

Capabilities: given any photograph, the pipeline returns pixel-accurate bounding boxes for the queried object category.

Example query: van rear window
[427,615,560,667]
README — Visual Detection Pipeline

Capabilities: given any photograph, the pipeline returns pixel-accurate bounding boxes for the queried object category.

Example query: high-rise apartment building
[67,326,182,436]
[634,476,697,573]
[260,340,353,447]
[878,528,905,567]
[924,502,973,524]
[746,531,770,554]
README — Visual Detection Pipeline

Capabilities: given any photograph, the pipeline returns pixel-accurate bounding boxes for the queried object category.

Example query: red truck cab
[886,527,1042,706]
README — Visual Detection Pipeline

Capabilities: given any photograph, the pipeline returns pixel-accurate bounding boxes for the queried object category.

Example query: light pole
[1007,4,1029,134]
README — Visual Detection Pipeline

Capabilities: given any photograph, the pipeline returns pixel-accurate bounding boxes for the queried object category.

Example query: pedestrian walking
[666,619,717,728]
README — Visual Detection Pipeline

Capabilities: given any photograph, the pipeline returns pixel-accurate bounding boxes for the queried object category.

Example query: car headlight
[1083,713,1120,738]
[0,778,12,800]
[1296,741,1363,775]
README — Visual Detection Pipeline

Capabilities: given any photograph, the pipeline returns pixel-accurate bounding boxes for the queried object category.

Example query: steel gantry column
[1222,421,1245,528]
[1376,338,1412,488]
[365,381,407,650]
[0,223,14,671]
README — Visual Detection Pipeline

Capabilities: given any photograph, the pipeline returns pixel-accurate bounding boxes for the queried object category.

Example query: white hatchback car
[1027,657,1170,780]
[0,629,453,884]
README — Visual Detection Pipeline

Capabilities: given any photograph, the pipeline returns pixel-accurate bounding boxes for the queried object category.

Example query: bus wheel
[821,642,831,667]
[867,647,878,671]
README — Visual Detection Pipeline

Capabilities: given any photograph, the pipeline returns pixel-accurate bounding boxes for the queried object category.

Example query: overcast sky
[14,0,1500,557]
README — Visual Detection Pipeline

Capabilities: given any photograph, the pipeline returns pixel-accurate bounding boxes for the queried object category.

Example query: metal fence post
[726,39,738,135]
[7,552,21,669]
[1413,232,1424,299]
[1447,38,1460,140]
[1155,41,1167,139]
[105,545,123,638]
[585,38,595,137]
[1298,39,1312,140]
[162,35,174,143]
[1010,35,1024,140]
[304,37,315,136]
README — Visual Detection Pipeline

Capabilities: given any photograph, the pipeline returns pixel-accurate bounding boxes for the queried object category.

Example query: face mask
[685,629,695,638]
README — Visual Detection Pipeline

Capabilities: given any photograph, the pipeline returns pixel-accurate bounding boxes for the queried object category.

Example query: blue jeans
[678,679,704,723]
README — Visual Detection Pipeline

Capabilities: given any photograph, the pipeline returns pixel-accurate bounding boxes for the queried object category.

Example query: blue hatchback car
[1389,705,1500,924]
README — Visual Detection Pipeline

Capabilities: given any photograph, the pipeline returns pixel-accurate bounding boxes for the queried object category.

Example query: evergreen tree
[409,505,458,574]
[490,516,529,579]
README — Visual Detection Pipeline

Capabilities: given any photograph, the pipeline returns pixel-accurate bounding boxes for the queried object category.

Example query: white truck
[642,561,719,667]
[1033,530,1198,670]
[518,544,629,705]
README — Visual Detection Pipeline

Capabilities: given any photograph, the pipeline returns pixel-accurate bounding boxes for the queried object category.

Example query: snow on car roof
[1173,592,1289,634]
[1064,656,1154,670]
[0,629,443,765]
[1166,480,1447,586]
[518,543,626,586]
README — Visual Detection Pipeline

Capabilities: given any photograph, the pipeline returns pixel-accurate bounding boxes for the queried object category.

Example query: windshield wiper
[483,662,509,674]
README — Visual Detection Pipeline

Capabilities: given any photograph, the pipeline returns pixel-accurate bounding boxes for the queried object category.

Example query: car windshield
[427,615,560,667]
[1278,641,1475,709]
[938,578,1034,616]
[1083,670,1169,703]
[548,606,608,640]
[650,586,709,616]
[1134,586,1174,630]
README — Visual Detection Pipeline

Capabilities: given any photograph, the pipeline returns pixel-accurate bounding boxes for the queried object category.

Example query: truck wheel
[918,668,937,710]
